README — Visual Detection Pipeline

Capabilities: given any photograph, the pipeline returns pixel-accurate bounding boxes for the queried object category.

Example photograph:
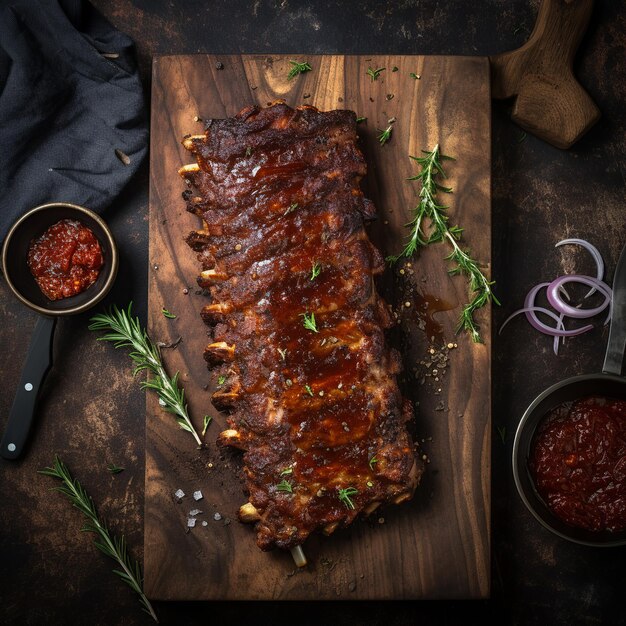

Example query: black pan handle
[1,316,56,460]
[603,243,626,376]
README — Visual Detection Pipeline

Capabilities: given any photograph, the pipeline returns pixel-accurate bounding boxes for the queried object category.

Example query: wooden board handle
[490,0,600,149]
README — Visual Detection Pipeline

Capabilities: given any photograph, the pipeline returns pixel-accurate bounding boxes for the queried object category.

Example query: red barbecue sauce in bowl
[529,396,626,533]
[27,219,104,301]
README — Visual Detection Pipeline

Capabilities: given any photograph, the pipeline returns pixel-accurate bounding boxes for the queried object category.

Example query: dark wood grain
[490,0,600,148]
[145,54,491,600]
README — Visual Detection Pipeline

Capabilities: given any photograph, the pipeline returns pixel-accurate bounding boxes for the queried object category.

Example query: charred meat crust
[181,101,423,551]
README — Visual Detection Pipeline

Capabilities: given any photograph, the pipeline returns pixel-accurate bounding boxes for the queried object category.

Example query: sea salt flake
[189,509,202,516]
[174,489,185,499]
[202,521,208,527]
[213,512,222,521]
[187,518,197,528]
[193,490,203,501]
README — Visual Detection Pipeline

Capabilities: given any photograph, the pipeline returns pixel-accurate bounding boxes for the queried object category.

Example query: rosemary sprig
[386,145,498,342]
[107,463,124,475]
[161,308,176,319]
[377,118,395,146]
[300,311,319,333]
[367,66,385,82]
[368,456,379,470]
[304,384,314,396]
[310,261,322,281]
[287,60,312,80]
[338,486,359,510]
[39,456,158,623]
[89,303,202,446]
[356,116,367,124]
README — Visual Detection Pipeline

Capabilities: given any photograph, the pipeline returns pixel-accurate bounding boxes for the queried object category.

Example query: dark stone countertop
[1,1,625,624]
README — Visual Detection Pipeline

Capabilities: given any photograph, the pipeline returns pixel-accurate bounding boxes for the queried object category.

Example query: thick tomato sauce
[529,396,626,532]
[27,219,104,301]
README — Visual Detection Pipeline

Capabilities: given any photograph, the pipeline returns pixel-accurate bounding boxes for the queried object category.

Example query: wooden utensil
[490,0,600,149]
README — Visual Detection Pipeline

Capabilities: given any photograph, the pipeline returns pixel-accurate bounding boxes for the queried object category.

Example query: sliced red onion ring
[555,238,604,297]
[547,275,612,319]
[553,312,566,355]
[524,282,570,332]
[499,306,593,337]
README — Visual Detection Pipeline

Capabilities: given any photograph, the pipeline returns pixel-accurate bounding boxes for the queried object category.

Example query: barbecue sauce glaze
[28,219,103,301]
[530,396,626,532]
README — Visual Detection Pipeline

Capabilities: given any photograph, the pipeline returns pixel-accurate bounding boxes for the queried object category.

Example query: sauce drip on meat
[28,219,104,301]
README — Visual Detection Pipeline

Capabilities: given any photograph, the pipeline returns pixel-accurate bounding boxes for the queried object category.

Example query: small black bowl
[0,203,118,460]
[513,374,626,547]
[2,202,118,315]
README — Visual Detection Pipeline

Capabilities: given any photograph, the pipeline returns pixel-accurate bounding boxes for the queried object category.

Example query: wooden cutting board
[145,54,491,600]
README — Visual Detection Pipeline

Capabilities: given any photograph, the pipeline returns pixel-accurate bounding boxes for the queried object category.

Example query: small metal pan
[513,242,626,546]
[1,202,118,460]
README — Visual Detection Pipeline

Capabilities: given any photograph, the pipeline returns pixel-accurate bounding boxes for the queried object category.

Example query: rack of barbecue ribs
[179,102,423,565]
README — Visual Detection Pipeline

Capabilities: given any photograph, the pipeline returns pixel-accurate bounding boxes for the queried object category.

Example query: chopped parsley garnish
[202,415,212,436]
[338,487,359,510]
[276,479,293,493]
[367,66,386,82]
[300,311,319,333]
[287,60,312,80]
[310,261,322,281]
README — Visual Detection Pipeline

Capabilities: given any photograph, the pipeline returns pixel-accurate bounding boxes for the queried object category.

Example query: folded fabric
[0,0,148,240]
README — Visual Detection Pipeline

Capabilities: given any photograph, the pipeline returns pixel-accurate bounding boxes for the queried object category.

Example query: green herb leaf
[278,348,287,361]
[280,467,293,476]
[305,384,314,396]
[310,261,322,281]
[287,60,312,80]
[107,463,124,475]
[300,311,319,333]
[377,118,395,146]
[369,456,378,470]
[161,308,176,319]
[202,415,212,437]
[409,72,421,80]
[392,66,399,72]
[356,116,367,124]
[338,486,359,510]
[276,479,293,493]
[386,145,498,342]
[367,66,385,82]
[217,375,226,386]
[39,457,158,622]
[285,202,299,216]
[89,303,202,446]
